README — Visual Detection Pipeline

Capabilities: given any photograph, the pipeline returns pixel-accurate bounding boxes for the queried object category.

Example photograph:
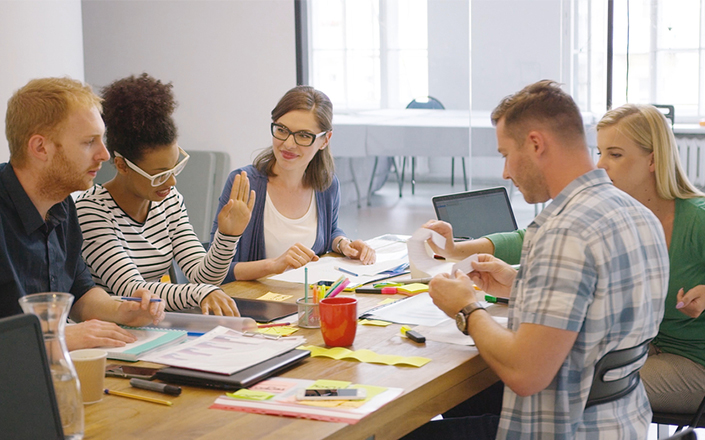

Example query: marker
[115,297,162,303]
[401,325,426,343]
[484,295,509,304]
[257,322,292,328]
[354,287,398,294]
[335,266,359,277]
[326,279,350,298]
[104,389,173,406]
[130,378,182,396]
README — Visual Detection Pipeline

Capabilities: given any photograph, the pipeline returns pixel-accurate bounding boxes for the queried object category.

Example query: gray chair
[653,395,705,436]
[585,339,651,408]
[402,96,468,194]
[653,104,675,128]
[665,428,697,440]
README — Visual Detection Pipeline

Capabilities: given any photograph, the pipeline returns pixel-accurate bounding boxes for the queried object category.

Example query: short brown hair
[491,80,585,145]
[254,85,335,191]
[5,77,102,167]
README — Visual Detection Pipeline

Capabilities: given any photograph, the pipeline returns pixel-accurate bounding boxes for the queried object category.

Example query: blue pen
[116,297,162,303]
[335,266,359,277]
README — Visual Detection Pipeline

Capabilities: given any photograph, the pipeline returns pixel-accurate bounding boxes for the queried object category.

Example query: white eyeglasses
[114,147,190,187]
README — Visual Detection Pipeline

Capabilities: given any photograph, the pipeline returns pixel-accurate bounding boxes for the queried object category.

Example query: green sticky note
[309,379,352,389]
[226,389,275,401]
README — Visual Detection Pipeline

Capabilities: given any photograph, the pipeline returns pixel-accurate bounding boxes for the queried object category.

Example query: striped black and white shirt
[76,185,239,311]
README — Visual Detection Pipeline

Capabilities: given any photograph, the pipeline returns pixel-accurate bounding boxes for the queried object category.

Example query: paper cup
[70,349,107,404]
[319,297,358,347]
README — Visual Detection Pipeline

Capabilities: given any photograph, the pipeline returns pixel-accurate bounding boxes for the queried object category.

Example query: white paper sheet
[360,292,451,326]
[406,228,479,278]
[142,326,304,375]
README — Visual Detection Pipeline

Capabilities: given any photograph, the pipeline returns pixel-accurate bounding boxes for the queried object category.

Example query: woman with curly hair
[211,85,375,281]
[76,73,254,315]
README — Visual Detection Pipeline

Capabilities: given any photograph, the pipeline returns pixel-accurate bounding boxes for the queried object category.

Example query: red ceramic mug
[319,297,358,347]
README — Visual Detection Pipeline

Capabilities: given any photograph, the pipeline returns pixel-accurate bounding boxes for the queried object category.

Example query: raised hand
[218,171,256,236]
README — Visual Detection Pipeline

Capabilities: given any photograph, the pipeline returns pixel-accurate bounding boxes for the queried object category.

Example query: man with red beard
[1,77,164,350]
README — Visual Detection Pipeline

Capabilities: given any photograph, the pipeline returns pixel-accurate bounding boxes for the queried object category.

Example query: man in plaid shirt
[407,80,668,439]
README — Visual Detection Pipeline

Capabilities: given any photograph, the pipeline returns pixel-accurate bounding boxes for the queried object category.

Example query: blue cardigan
[210,164,345,282]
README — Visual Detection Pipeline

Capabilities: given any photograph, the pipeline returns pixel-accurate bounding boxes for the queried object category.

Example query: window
[308,0,428,111]
[574,0,705,122]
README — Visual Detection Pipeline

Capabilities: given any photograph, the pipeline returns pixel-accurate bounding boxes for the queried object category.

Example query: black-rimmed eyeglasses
[271,123,327,147]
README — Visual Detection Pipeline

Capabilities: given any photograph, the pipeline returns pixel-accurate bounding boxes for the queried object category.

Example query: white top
[263,190,317,259]
[76,185,239,311]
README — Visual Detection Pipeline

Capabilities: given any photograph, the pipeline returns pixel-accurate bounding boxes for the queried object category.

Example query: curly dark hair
[101,73,178,162]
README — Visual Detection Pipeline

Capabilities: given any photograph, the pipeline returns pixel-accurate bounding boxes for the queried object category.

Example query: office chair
[652,394,705,435]
[585,339,651,408]
[653,104,675,128]
[664,428,697,440]
[401,96,468,195]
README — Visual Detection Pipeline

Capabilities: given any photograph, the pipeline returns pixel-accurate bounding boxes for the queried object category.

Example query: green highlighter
[485,294,509,304]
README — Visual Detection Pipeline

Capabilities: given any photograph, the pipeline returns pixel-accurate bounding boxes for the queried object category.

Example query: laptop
[0,314,64,439]
[432,187,518,240]
[155,348,310,390]
[177,298,298,323]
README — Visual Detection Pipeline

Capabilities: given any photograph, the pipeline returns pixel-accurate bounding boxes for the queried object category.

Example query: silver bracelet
[336,238,348,254]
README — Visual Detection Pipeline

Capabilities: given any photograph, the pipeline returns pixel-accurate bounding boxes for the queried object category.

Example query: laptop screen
[0,314,64,439]
[433,187,518,239]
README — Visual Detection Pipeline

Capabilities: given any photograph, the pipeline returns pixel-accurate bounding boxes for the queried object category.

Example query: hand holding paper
[465,254,516,298]
[406,228,480,279]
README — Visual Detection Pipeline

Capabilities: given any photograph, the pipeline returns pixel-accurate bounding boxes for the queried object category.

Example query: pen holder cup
[296,298,320,329]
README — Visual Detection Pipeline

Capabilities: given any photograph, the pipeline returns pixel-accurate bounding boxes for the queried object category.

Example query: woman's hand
[422,220,457,258]
[272,243,319,274]
[117,288,166,326]
[201,290,240,316]
[340,239,376,265]
[676,285,705,318]
[218,171,256,236]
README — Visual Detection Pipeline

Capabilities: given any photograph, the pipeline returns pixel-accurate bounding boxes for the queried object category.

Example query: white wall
[0,0,85,163]
[81,0,297,172]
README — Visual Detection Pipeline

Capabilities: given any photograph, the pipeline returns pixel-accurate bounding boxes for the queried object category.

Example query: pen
[187,331,205,337]
[257,322,292,328]
[104,388,173,406]
[115,297,162,303]
[335,266,359,277]
[485,295,509,304]
[130,378,182,396]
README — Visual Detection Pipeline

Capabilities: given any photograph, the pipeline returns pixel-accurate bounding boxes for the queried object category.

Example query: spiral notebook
[103,327,188,362]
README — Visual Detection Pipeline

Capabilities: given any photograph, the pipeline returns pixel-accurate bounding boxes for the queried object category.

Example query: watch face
[455,312,466,334]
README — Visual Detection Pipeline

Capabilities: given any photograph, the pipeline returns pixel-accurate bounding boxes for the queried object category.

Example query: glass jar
[19,292,84,440]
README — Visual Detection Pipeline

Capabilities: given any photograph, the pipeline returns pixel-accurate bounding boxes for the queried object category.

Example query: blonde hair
[597,104,703,199]
[5,77,102,167]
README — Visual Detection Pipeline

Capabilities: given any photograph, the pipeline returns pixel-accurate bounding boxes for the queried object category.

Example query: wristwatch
[455,302,485,335]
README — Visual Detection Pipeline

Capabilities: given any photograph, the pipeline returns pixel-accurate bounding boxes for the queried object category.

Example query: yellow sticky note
[257,292,292,301]
[378,298,398,306]
[309,379,352,389]
[397,283,429,295]
[359,319,393,327]
[256,326,298,337]
[226,389,275,401]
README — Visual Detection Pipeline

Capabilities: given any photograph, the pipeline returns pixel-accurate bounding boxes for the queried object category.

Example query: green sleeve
[485,229,526,265]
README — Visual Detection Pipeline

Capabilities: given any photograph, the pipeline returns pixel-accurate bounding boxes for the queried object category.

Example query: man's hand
[272,243,319,273]
[467,254,516,298]
[217,171,256,236]
[117,288,166,326]
[428,271,479,318]
[65,319,137,351]
[676,285,705,318]
[340,239,376,265]
[201,290,240,316]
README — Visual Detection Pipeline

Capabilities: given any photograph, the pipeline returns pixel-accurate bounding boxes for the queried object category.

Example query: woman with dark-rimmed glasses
[211,85,375,281]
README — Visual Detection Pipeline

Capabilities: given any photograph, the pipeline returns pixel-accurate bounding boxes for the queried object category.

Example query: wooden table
[84,278,500,440]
